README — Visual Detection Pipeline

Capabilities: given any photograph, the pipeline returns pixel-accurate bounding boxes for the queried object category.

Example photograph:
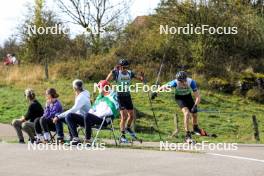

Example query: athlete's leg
[191,113,198,126]
[182,107,191,132]
[126,109,134,128]
[191,113,201,134]
[119,109,129,142]
[119,109,128,133]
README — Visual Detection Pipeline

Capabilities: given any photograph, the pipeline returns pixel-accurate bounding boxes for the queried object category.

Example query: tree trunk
[44,58,49,80]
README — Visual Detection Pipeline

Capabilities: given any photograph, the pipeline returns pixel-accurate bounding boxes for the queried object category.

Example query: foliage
[246,87,264,103]
[208,77,234,93]
[117,0,264,82]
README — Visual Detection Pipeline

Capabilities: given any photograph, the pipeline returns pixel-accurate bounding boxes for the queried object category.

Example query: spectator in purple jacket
[34,88,63,143]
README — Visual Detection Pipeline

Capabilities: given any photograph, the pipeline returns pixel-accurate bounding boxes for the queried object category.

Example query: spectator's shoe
[35,139,43,144]
[18,140,25,144]
[56,137,64,144]
[84,139,93,147]
[70,138,82,146]
[30,138,36,144]
[44,140,53,144]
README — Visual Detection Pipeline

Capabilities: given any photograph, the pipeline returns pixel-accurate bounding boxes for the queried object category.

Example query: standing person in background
[106,58,143,143]
[11,89,44,143]
[34,88,63,143]
[4,54,12,65]
[11,54,18,65]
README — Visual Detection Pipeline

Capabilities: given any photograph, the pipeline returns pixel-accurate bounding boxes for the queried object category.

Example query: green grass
[0,80,263,143]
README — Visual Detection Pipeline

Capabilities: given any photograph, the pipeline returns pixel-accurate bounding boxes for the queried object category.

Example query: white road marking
[207,153,264,163]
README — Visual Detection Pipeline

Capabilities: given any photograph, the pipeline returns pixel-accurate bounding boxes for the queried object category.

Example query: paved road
[0,123,17,141]
[0,143,263,176]
[1,123,264,176]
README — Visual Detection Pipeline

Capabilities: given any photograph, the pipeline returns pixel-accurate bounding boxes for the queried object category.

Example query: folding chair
[92,115,118,146]
[77,116,118,146]
[49,131,57,143]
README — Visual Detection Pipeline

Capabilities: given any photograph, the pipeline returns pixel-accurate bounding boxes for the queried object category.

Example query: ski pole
[141,72,162,140]
[197,109,220,113]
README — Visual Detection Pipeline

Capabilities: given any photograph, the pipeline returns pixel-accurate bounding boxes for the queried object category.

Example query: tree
[117,0,264,81]
[19,0,70,79]
[56,0,129,54]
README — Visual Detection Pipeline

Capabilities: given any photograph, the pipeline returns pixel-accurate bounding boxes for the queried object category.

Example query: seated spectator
[11,89,44,143]
[34,88,63,143]
[53,79,91,143]
[67,80,119,145]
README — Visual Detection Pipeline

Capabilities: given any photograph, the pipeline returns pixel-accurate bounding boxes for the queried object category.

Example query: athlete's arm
[151,81,175,99]
[191,80,201,105]
[155,84,171,93]
[193,90,201,105]
[106,71,113,81]
[155,80,176,93]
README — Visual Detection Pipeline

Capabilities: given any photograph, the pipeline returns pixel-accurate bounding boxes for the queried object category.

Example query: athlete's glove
[191,105,198,113]
[151,92,158,100]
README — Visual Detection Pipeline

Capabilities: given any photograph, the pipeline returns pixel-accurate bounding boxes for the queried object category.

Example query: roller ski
[191,125,217,138]
[119,134,131,144]
[185,131,196,145]
[126,127,143,143]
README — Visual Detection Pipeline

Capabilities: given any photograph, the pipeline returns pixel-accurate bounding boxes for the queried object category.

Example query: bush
[52,52,117,81]
[236,71,264,95]
[208,78,234,93]
[246,88,264,103]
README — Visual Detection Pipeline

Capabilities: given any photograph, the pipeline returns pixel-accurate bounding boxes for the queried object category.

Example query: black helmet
[119,59,129,67]
[176,71,187,81]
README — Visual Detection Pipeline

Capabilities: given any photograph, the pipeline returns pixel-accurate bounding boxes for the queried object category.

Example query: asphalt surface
[0,123,264,176]
[0,143,263,176]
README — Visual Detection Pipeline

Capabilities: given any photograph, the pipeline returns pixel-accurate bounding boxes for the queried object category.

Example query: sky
[0,0,160,45]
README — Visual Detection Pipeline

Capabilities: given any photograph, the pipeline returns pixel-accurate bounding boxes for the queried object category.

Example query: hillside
[0,67,263,143]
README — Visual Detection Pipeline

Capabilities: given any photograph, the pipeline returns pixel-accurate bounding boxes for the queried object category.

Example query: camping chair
[78,115,118,146]
[47,123,57,143]
[49,131,57,143]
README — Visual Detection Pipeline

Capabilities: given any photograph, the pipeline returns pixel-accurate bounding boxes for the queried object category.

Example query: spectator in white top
[11,54,18,65]
[53,79,91,142]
